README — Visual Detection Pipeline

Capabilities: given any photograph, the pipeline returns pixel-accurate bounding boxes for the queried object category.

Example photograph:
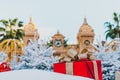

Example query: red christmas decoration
[54,60,102,80]
[0,62,11,72]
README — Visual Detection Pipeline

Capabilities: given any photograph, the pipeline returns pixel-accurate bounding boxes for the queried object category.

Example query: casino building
[52,18,95,56]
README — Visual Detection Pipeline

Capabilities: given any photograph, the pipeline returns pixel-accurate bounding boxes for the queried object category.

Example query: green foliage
[0,19,9,26]
[0,27,5,31]
[0,18,25,42]
[63,39,68,47]
[47,40,53,47]
[105,12,120,40]
[47,39,68,47]
[18,21,23,27]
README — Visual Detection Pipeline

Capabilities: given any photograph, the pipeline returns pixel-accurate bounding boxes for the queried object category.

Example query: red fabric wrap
[0,62,11,72]
[54,60,102,80]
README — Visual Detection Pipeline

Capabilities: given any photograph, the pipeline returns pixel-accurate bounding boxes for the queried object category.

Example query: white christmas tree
[10,40,59,71]
[94,52,120,80]
[93,38,120,80]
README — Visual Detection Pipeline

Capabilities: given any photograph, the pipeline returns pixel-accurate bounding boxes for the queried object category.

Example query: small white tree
[10,40,59,71]
[92,37,120,80]
[94,49,120,80]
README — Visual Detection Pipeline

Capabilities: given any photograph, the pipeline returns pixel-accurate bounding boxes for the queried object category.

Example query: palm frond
[114,16,119,22]
[114,12,117,17]
[11,18,18,26]
[0,27,5,31]
[105,12,120,40]
[0,19,9,27]
[106,33,110,40]
[105,30,110,34]
[18,21,23,27]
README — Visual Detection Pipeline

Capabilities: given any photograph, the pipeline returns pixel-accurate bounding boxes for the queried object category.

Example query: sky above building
[0,0,120,43]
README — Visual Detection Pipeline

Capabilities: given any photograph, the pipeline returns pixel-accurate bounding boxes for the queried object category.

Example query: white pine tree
[93,38,120,80]
[10,40,59,71]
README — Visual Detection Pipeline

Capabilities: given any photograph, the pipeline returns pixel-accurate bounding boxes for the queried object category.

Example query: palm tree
[105,12,120,40]
[0,18,25,42]
[0,18,25,62]
[0,39,24,62]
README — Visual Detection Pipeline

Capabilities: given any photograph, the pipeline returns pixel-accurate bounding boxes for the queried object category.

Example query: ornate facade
[77,17,94,53]
[52,31,67,56]
[52,18,95,55]
[23,17,39,46]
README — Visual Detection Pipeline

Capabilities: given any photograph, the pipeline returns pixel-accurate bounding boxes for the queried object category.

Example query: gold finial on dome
[57,30,60,34]
[24,17,37,31]
[29,17,33,23]
[52,30,65,38]
[83,17,88,25]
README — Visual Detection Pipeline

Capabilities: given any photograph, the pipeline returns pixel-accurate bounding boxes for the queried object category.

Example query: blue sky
[0,0,120,43]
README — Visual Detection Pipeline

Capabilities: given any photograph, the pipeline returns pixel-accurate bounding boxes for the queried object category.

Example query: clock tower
[77,17,95,53]
[52,30,65,54]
